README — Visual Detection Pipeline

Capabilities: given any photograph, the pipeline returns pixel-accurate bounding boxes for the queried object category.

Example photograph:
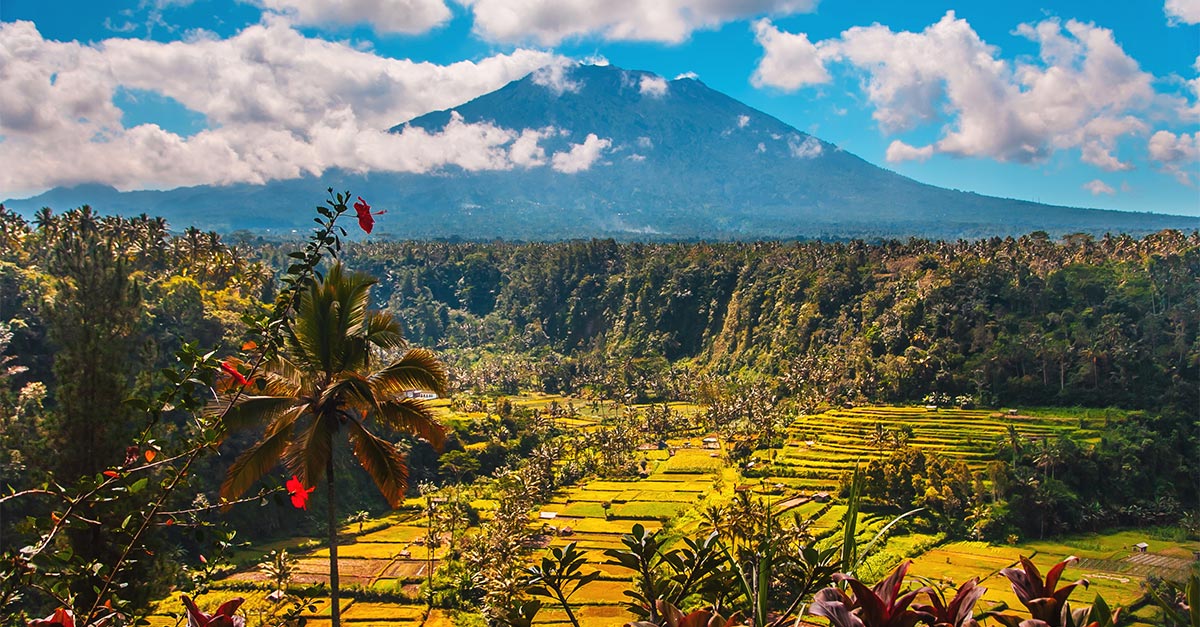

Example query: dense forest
[322,232,1199,412]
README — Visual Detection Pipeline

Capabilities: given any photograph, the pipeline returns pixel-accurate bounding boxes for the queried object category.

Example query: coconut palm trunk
[327,453,341,626]
[213,263,448,627]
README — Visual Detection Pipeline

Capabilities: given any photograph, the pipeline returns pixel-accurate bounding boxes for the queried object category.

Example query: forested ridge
[332,230,1199,412]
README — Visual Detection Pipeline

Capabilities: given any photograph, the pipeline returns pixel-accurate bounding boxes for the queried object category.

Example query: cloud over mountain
[0,19,561,194]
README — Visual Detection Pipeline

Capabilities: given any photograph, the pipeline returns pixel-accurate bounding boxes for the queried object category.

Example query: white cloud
[636,136,653,149]
[462,0,818,45]
[508,127,555,167]
[674,71,698,80]
[627,153,646,162]
[1165,0,1200,25]
[737,114,750,128]
[756,142,766,153]
[788,135,822,158]
[532,59,582,95]
[0,20,564,194]
[639,74,668,97]
[1148,130,1200,184]
[751,19,831,90]
[1082,179,1116,195]
[551,133,611,173]
[255,0,451,34]
[753,12,1160,173]
[885,140,933,163]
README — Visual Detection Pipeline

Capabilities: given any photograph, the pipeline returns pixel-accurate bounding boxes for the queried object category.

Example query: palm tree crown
[215,262,448,508]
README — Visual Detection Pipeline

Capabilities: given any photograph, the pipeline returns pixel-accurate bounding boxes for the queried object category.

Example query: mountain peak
[7,64,1193,240]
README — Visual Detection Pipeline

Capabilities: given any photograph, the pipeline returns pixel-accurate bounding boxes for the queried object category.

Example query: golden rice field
[147,400,1190,627]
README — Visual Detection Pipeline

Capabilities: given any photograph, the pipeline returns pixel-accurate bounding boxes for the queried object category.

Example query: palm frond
[207,395,304,434]
[260,356,306,391]
[365,310,406,351]
[371,397,446,450]
[321,371,377,411]
[346,417,409,508]
[370,348,449,397]
[220,421,296,508]
[284,413,334,489]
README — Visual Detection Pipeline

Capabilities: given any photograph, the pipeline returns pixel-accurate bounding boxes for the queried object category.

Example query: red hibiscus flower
[220,361,250,387]
[286,475,315,510]
[353,196,385,234]
[181,594,245,627]
[27,608,75,627]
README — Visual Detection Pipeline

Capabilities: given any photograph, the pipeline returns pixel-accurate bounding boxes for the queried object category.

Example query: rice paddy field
[144,400,1195,627]
[761,405,1104,495]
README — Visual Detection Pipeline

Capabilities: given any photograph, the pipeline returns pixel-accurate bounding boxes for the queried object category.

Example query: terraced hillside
[757,406,1102,495]
[138,402,1191,627]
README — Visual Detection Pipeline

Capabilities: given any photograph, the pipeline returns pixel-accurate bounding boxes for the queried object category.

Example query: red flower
[181,594,245,627]
[286,475,315,510]
[353,196,385,234]
[220,361,250,387]
[27,608,75,627]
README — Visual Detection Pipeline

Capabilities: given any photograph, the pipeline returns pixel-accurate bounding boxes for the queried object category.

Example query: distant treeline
[332,230,1199,412]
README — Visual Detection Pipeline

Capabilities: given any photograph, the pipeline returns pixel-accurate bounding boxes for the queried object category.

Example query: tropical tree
[213,262,449,627]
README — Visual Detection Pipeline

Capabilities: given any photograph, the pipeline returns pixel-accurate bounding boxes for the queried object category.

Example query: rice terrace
[1,1,1199,627]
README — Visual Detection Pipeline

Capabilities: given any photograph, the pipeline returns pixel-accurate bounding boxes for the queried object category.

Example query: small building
[1007,409,1019,416]
[404,390,439,400]
[813,491,832,503]
[538,511,558,520]
[702,437,719,449]
[1133,542,1149,553]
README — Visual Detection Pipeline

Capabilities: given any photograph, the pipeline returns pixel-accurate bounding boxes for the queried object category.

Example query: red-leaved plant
[811,561,934,627]
[626,600,744,627]
[987,556,1089,627]
[913,578,986,627]
[180,594,245,627]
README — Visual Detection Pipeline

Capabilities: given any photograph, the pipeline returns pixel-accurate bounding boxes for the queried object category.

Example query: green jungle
[0,195,1197,627]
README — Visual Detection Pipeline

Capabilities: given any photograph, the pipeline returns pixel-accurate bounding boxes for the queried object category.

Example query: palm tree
[214,263,448,627]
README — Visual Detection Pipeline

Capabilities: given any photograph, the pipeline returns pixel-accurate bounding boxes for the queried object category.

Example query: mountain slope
[5,64,1193,239]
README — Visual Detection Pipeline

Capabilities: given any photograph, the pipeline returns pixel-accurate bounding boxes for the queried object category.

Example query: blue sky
[1,0,1198,216]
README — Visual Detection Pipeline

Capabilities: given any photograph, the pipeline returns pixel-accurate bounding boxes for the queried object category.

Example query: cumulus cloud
[1148,130,1200,184]
[0,20,566,194]
[1083,179,1116,195]
[1165,0,1200,25]
[462,0,818,45]
[752,12,1161,173]
[751,19,831,90]
[532,58,582,95]
[639,74,668,97]
[737,114,750,128]
[674,71,698,80]
[885,140,934,163]
[788,135,822,158]
[255,0,451,34]
[552,133,612,172]
[508,127,556,167]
